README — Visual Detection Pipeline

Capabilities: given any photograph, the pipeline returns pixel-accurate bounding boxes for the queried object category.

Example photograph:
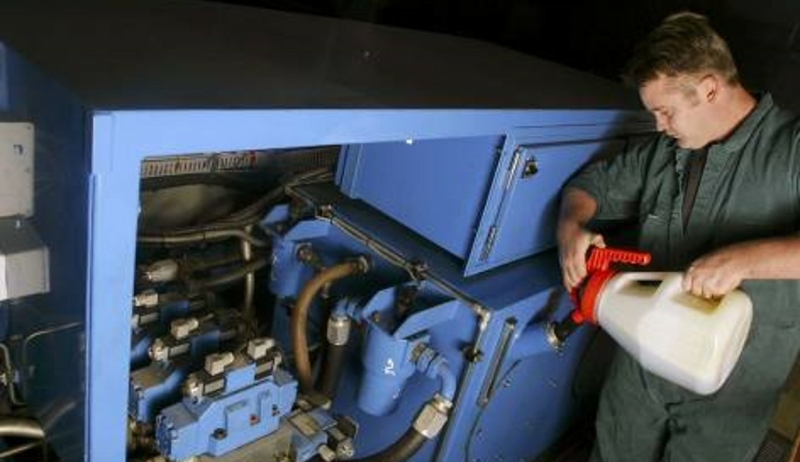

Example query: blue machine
[0,1,652,461]
[262,182,604,461]
[129,309,243,423]
[131,294,205,369]
[155,339,297,460]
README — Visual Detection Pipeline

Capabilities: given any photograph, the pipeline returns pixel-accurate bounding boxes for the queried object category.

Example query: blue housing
[156,367,297,460]
[0,1,651,460]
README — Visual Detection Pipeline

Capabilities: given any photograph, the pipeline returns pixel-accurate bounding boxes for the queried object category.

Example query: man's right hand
[557,224,606,290]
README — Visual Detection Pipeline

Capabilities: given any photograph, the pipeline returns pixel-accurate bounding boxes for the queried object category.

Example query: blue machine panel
[0,3,652,461]
[467,132,627,276]
[337,136,502,260]
[261,182,606,461]
[338,126,634,276]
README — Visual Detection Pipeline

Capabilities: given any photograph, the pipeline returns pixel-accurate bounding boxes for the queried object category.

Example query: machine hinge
[504,148,523,190]
[480,226,498,261]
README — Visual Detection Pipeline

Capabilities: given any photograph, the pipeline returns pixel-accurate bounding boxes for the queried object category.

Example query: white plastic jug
[596,272,753,395]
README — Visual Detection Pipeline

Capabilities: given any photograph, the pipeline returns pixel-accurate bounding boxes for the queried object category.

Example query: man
[557,12,800,462]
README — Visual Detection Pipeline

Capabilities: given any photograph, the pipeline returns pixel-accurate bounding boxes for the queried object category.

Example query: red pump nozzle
[550,247,652,346]
[584,247,652,272]
[569,246,651,325]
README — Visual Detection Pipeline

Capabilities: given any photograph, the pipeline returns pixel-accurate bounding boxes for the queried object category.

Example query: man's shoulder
[761,96,800,132]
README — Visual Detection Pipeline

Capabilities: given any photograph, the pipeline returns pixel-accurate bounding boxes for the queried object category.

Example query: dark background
[207,0,800,110]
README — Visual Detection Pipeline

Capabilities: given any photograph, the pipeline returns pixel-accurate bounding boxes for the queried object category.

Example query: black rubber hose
[293,261,364,393]
[187,258,268,291]
[137,229,268,248]
[318,343,347,400]
[350,428,428,462]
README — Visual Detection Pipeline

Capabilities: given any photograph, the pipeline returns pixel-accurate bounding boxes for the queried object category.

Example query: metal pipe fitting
[412,394,452,439]
[142,259,180,283]
[0,417,45,439]
[326,314,351,346]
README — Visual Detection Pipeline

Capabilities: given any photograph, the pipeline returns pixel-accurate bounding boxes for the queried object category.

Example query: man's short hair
[622,12,740,88]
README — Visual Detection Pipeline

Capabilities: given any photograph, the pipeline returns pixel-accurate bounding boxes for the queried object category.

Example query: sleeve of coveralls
[565,137,656,221]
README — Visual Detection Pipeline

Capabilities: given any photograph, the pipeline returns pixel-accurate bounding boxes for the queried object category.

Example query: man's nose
[655,114,669,132]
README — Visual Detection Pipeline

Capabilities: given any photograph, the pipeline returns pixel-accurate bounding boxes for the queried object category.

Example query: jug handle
[608,271,678,286]
[607,271,683,297]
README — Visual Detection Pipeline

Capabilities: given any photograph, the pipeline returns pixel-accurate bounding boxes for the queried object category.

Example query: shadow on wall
[717,11,800,113]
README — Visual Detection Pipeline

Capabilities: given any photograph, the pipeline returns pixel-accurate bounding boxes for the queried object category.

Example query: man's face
[640,74,711,149]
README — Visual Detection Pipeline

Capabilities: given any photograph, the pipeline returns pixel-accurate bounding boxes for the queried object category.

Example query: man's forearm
[557,187,604,289]
[558,187,598,234]
[727,236,800,279]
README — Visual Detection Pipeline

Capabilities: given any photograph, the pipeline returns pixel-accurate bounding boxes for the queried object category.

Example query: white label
[384,358,396,376]
[0,123,34,217]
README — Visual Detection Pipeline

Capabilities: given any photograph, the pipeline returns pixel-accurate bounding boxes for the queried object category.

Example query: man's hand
[558,223,606,290]
[682,247,748,298]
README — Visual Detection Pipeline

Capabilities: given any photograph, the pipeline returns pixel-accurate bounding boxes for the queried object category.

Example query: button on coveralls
[568,94,800,462]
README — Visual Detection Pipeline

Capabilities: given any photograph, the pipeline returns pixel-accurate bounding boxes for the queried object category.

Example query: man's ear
[698,74,719,103]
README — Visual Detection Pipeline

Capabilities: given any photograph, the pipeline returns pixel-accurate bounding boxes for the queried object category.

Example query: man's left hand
[682,246,750,298]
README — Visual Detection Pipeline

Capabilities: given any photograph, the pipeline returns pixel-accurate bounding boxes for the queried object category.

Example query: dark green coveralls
[568,94,800,462]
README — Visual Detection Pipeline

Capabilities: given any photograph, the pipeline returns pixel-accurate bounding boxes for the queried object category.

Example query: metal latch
[522,157,539,178]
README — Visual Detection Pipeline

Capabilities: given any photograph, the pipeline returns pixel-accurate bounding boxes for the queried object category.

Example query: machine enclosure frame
[0,3,651,460]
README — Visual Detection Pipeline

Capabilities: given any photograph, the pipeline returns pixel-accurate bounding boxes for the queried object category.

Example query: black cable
[350,428,428,462]
[187,258,268,291]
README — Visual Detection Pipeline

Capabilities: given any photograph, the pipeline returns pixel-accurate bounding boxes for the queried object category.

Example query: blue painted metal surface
[358,324,426,416]
[131,297,197,369]
[129,318,224,423]
[337,136,502,260]
[353,285,459,415]
[263,183,603,460]
[79,104,640,461]
[466,128,628,276]
[156,363,297,460]
[337,125,639,277]
[0,4,649,457]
